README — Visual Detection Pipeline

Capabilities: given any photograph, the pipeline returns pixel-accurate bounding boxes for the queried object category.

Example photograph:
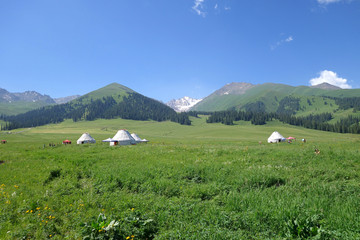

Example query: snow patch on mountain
[166,96,202,112]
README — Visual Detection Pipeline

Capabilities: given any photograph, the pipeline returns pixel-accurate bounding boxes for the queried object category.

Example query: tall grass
[1,117,360,239]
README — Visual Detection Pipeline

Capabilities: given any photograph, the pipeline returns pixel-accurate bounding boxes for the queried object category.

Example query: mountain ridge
[191,82,360,112]
[1,83,191,130]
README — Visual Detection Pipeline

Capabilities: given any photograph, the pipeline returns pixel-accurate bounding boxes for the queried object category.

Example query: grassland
[1,116,360,239]
[0,101,54,116]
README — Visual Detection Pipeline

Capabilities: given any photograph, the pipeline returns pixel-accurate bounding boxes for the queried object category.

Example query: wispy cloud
[193,1,231,17]
[309,70,352,89]
[317,0,342,4]
[271,35,294,50]
[192,0,206,17]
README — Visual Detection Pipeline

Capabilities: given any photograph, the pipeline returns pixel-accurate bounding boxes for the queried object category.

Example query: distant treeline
[0,93,191,130]
[206,110,360,134]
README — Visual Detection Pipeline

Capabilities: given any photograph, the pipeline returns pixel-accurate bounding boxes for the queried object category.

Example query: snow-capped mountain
[166,96,202,112]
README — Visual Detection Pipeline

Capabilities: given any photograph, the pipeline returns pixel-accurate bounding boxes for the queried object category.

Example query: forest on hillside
[1,95,360,134]
[204,95,360,134]
[0,93,191,130]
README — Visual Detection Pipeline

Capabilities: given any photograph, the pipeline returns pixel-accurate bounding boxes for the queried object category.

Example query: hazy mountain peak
[167,96,202,112]
[54,95,81,104]
[310,82,341,90]
[0,88,55,104]
[214,82,255,96]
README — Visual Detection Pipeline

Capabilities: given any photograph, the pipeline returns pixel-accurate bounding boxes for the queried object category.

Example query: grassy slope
[72,83,135,105]
[0,101,54,115]
[1,118,360,239]
[192,83,360,114]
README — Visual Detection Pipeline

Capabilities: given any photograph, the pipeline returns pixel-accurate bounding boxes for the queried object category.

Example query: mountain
[310,82,341,90]
[0,88,55,104]
[166,96,202,112]
[191,82,360,117]
[0,88,56,115]
[54,95,81,104]
[1,83,191,130]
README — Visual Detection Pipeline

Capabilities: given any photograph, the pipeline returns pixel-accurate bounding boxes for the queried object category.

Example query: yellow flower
[49,234,52,237]
[36,207,40,210]
[30,210,33,213]
[126,237,130,239]
[14,185,19,189]
[131,208,134,211]
[131,235,135,238]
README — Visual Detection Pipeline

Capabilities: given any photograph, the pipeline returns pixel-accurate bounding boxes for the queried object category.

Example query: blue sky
[0,0,359,102]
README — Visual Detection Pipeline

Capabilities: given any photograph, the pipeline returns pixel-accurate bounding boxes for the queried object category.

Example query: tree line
[0,93,191,130]
[205,110,360,134]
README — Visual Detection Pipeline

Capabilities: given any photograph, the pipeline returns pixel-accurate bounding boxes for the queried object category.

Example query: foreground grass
[1,117,360,239]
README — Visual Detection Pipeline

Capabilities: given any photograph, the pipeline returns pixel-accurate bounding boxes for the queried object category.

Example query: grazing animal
[314,148,320,155]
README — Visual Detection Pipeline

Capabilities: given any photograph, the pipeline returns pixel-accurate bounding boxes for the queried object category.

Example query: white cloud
[214,3,218,9]
[317,0,342,4]
[271,35,294,50]
[192,0,206,17]
[309,70,352,89]
[285,36,293,42]
[224,6,231,10]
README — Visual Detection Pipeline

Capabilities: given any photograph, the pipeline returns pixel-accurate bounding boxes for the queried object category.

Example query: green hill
[1,83,190,130]
[192,82,360,118]
[0,101,54,116]
[72,82,135,104]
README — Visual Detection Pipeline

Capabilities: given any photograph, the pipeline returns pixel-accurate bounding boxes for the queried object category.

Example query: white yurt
[77,133,96,144]
[111,129,136,146]
[267,131,285,143]
[131,133,144,144]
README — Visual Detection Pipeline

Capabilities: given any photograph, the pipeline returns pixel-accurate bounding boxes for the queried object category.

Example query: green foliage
[82,210,157,240]
[82,213,121,240]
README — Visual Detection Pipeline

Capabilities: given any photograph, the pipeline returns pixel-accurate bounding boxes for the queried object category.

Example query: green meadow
[1,116,360,239]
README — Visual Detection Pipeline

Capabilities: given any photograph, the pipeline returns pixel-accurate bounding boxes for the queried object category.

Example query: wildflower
[14,185,19,189]
[126,237,130,239]
[36,207,40,210]
[131,208,134,211]
[102,208,105,212]
[5,200,10,204]
[131,235,135,238]
[30,210,33,213]
[49,234,52,237]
